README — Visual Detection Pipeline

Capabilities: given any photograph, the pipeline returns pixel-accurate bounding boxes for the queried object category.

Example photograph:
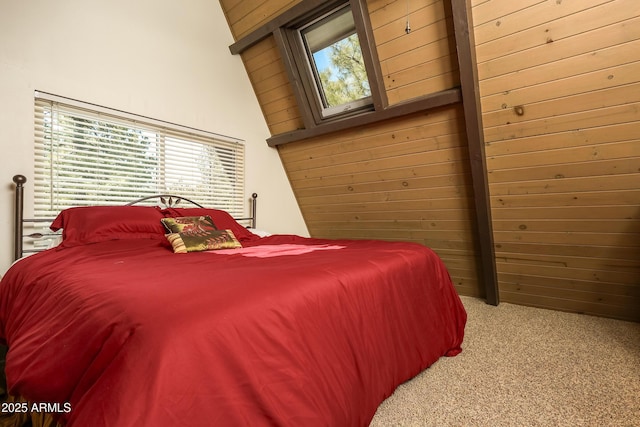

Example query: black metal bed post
[13,175,26,261]
[251,193,257,229]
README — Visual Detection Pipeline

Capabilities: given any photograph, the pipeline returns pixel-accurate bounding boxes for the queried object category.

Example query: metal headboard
[12,175,257,261]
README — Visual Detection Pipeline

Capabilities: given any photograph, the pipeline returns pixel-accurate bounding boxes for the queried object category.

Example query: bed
[0,175,467,427]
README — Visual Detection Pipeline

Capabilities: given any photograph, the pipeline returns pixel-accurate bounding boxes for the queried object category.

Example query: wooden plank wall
[223,0,301,40]
[473,0,640,321]
[240,35,304,136]
[372,0,459,103]
[220,0,485,298]
[219,0,640,320]
[278,0,484,298]
[277,107,483,297]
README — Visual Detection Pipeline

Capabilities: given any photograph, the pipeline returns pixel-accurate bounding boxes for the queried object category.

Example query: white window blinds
[34,93,245,218]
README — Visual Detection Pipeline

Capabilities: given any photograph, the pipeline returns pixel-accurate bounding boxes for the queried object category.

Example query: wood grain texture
[221,0,300,40]
[371,0,459,104]
[240,35,303,134]
[476,0,640,321]
[278,106,483,297]
[219,0,640,320]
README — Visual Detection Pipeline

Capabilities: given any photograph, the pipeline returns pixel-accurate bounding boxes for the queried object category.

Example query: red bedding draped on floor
[0,235,466,427]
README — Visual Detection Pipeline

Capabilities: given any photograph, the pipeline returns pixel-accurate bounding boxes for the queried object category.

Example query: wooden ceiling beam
[450,0,499,305]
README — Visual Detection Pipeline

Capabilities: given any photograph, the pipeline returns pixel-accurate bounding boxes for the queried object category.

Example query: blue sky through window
[313,48,331,75]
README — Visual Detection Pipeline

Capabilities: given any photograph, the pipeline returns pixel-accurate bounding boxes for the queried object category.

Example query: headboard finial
[13,174,27,186]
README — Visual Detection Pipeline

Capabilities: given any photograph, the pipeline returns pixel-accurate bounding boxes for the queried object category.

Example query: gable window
[298,4,371,119]
[33,92,245,218]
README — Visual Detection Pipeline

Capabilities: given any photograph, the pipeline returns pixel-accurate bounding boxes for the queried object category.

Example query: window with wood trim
[298,3,371,118]
[282,0,382,125]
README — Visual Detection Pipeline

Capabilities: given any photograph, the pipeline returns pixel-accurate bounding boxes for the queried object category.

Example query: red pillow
[51,205,167,247]
[161,207,258,242]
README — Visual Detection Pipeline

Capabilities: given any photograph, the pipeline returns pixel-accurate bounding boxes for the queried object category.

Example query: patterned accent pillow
[161,216,217,235]
[161,208,259,242]
[166,229,242,253]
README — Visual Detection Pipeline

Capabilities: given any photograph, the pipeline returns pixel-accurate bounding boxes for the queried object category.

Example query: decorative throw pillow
[165,229,242,253]
[161,208,259,242]
[161,216,217,235]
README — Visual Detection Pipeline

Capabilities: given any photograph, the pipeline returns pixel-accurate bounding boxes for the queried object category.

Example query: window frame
[296,3,372,119]
[278,0,386,127]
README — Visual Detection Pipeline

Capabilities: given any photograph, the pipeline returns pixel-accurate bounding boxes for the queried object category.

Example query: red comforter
[0,235,466,426]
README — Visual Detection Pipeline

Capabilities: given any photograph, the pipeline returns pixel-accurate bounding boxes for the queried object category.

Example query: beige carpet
[370,296,640,427]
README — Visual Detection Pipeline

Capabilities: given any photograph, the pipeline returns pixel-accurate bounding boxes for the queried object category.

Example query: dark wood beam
[267,88,461,147]
[229,0,338,54]
[272,27,318,130]
[352,0,387,111]
[449,0,499,305]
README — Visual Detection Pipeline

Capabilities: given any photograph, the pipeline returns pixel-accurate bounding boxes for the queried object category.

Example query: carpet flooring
[370,296,640,427]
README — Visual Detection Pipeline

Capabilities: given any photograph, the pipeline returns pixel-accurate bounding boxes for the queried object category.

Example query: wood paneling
[239,35,303,135]
[221,0,485,296]
[278,106,483,297]
[220,0,300,40]
[474,0,640,321]
[219,0,640,321]
[370,0,459,105]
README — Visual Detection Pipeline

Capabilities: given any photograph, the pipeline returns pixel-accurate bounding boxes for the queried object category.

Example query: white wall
[0,0,308,274]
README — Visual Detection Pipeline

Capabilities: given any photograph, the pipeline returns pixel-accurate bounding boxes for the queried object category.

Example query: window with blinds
[34,93,245,218]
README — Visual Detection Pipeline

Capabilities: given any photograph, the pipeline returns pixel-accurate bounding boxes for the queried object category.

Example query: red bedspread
[0,235,466,426]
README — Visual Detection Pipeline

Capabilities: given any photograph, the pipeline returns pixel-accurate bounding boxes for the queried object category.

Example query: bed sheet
[0,235,466,426]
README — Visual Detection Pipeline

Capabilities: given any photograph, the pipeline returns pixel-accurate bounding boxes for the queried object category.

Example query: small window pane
[301,5,371,117]
[312,33,370,108]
